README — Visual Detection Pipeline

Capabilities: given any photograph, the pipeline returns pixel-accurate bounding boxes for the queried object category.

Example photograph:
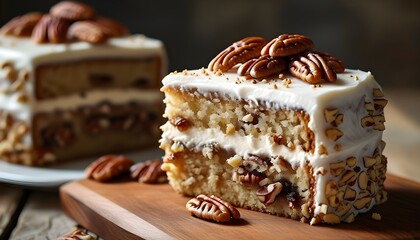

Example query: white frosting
[0,35,166,69]
[161,67,385,220]
[0,89,163,121]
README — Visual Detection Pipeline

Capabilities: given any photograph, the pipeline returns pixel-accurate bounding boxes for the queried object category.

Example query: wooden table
[0,89,419,239]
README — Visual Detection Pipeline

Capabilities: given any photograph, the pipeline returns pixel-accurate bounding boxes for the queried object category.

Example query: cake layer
[162,87,314,154]
[161,145,313,221]
[36,57,161,99]
[32,100,162,161]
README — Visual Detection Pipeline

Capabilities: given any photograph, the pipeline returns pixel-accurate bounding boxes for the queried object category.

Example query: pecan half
[186,194,240,222]
[208,36,267,72]
[306,53,337,82]
[130,159,167,183]
[96,17,129,37]
[289,55,322,84]
[261,34,313,57]
[238,55,287,79]
[314,51,345,73]
[57,227,94,240]
[0,12,43,37]
[68,21,107,43]
[31,15,70,43]
[85,155,134,182]
[256,182,283,206]
[50,1,96,21]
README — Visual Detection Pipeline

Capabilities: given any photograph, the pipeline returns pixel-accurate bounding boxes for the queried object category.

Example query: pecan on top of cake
[0,1,129,44]
[208,34,345,84]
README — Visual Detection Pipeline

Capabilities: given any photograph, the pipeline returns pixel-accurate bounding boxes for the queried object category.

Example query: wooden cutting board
[60,174,420,240]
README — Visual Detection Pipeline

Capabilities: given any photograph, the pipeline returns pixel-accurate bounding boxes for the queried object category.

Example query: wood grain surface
[60,174,420,240]
[10,192,76,240]
[0,184,24,238]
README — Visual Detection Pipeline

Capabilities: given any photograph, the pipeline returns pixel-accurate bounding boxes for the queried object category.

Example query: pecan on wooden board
[130,159,167,184]
[186,194,240,223]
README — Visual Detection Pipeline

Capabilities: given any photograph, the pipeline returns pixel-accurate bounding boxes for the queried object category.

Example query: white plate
[0,148,163,188]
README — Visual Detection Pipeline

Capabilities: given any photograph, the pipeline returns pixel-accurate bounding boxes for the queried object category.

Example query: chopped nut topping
[319,144,328,155]
[363,156,376,168]
[323,213,340,224]
[225,123,235,135]
[339,170,356,186]
[358,171,368,190]
[0,61,12,69]
[226,155,243,168]
[353,197,372,209]
[346,157,356,167]
[373,88,384,97]
[373,115,385,131]
[319,204,329,214]
[336,203,351,216]
[256,182,283,206]
[361,116,375,128]
[281,78,291,88]
[373,99,388,111]
[16,94,28,103]
[365,102,374,115]
[301,203,310,218]
[371,212,381,221]
[325,128,344,141]
[344,213,355,223]
[169,116,191,132]
[324,108,338,124]
[330,161,346,177]
[325,180,339,196]
[4,67,18,82]
[242,114,254,123]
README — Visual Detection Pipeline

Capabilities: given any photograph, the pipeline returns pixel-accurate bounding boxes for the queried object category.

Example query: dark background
[1,0,419,89]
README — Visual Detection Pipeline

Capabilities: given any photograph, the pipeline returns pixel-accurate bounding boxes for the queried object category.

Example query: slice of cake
[0,1,167,165]
[160,34,387,224]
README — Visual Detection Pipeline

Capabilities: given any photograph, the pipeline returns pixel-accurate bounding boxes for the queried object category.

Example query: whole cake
[160,34,388,224]
[0,1,166,165]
